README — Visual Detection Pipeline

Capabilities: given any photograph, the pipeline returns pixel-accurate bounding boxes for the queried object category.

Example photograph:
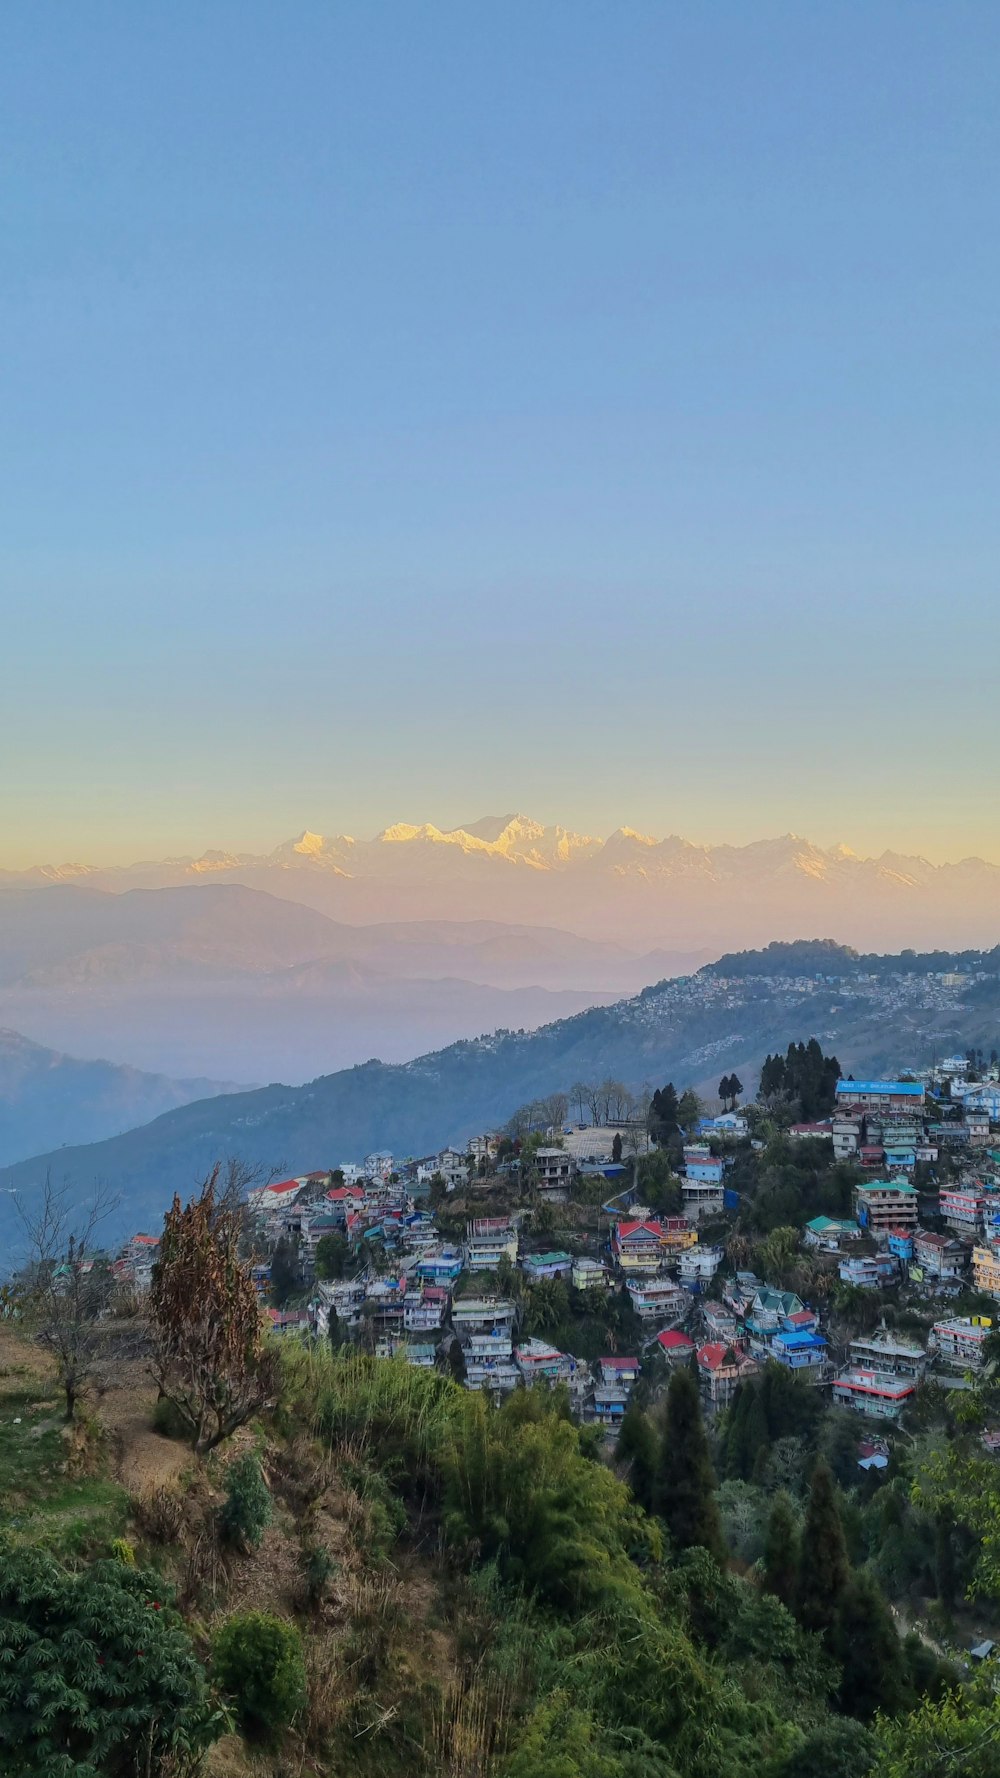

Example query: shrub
[301,1543,336,1609]
[0,1539,224,1774]
[109,1536,136,1566]
[219,1452,272,1552]
[130,1484,185,1545]
[212,1610,306,1738]
[151,1393,188,1440]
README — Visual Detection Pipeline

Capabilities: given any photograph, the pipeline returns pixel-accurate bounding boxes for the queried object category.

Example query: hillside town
[107,1049,1000,1442]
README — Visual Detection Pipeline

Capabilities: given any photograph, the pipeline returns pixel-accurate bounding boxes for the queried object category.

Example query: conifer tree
[763,1491,799,1609]
[722,1383,753,1480]
[832,1571,905,1719]
[796,1459,850,1635]
[617,1402,657,1515]
[657,1366,726,1565]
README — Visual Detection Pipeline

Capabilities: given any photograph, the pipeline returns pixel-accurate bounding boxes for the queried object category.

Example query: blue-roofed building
[836,1080,925,1112]
[770,1330,828,1374]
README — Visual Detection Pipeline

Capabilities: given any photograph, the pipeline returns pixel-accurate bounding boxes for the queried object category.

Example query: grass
[0,1362,127,1559]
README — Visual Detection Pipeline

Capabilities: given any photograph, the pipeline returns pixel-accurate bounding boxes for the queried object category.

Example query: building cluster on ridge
[108,1053,1000,1440]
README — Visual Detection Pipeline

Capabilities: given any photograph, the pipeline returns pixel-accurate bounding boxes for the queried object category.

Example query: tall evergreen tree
[796,1459,850,1635]
[832,1572,905,1719]
[763,1492,799,1610]
[617,1402,657,1515]
[657,1367,726,1565]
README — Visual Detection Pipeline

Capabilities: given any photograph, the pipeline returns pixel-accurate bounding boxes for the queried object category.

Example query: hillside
[0,1028,240,1168]
[3,941,1000,1249]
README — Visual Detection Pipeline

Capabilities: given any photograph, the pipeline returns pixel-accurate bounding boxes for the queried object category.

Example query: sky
[2,3,999,868]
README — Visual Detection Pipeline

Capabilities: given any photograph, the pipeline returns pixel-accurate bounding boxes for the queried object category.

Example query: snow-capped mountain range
[4,815,1000,951]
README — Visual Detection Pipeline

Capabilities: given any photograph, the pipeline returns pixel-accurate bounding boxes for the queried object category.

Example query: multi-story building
[696,1342,758,1408]
[681,1178,726,1221]
[678,1243,723,1286]
[659,1216,699,1257]
[452,1294,516,1335]
[913,1231,967,1284]
[534,1148,576,1200]
[832,1366,916,1420]
[836,1080,926,1114]
[854,1181,919,1234]
[933,1316,992,1371]
[522,1250,572,1282]
[838,1252,900,1289]
[972,1242,1000,1299]
[940,1186,987,1234]
[770,1329,828,1375]
[598,1355,641,1389]
[403,1286,448,1333]
[886,1228,914,1262]
[515,1340,577,1386]
[614,1219,666,1273]
[701,1300,739,1343]
[464,1218,518,1272]
[571,1257,613,1292]
[848,1330,927,1379]
[626,1277,688,1322]
[833,1115,864,1160]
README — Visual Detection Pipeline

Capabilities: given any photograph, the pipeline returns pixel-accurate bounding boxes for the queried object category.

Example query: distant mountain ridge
[0,1028,241,1168]
[3,938,999,1251]
[4,815,1000,950]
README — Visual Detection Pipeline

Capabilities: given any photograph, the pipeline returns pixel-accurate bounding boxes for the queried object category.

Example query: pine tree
[612,1131,623,1163]
[935,1508,956,1610]
[832,1572,905,1719]
[763,1492,799,1609]
[722,1383,753,1480]
[796,1459,850,1635]
[617,1402,657,1515]
[657,1367,726,1565]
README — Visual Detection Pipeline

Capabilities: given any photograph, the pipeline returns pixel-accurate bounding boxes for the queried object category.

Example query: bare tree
[570,1082,591,1122]
[14,1175,118,1421]
[150,1163,279,1454]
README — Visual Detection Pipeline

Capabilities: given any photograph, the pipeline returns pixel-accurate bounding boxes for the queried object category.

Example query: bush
[219,1452,272,1552]
[130,1484,185,1545]
[213,1610,306,1738]
[301,1543,336,1609]
[0,1540,224,1774]
[109,1536,136,1566]
[151,1393,189,1440]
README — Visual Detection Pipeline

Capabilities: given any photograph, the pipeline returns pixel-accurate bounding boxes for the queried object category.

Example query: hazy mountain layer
[0,1029,241,1169]
[5,815,1000,950]
[0,883,700,1080]
[2,942,996,1251]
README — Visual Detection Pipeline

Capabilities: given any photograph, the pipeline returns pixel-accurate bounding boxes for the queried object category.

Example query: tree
[832,1571,905,1719]
[649,1083,680,1144]
[763,1492,800,1609]
[0,1541,223,1774]
[676,1089,702,1130]
[796,1459,850,1635]
[14,1175,118,1421]
[611,1131,623,1164]
[617,1403,657,1515]
[150,1163,279,1454]
[718,1075,732,1110]
[729,1074,743,1106]
[314,1230,349,1281]
[268,1235,299,1307]
[657,1367,726,1564]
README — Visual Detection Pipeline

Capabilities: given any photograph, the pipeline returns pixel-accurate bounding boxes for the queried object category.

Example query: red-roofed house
[599,1355,641,1388]
[656,1329,694,1362]
[614,1221,664,1272]
[697,1342,758,1406]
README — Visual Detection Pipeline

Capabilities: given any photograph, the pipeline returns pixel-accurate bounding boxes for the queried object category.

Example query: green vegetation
[0,1541,224,1775]
[219,1450,272,1552]
[212,1610,306,1738]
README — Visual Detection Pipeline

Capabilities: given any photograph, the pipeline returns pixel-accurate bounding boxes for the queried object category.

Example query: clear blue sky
[3,3,999,865]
